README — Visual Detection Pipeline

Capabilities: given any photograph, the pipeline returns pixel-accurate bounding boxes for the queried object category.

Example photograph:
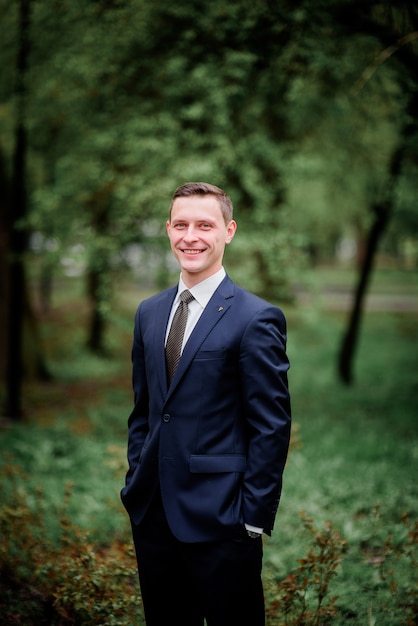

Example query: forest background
[0,0,417,624]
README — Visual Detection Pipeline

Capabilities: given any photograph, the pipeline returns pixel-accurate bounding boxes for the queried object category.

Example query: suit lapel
[165,277,234,399]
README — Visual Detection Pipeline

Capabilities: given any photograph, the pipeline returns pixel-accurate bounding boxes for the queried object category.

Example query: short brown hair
[169,182,233,224]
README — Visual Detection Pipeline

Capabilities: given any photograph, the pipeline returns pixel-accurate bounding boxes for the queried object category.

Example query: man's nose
[183,226,198,241]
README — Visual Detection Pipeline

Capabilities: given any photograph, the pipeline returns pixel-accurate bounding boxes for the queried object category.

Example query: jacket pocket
[190,454,246,473]
[194,349,226,361]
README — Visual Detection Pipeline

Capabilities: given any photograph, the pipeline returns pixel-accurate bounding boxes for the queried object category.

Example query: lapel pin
[218,306,224,312]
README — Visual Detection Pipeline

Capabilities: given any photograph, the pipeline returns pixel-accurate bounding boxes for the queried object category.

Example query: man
[121,182,291,626]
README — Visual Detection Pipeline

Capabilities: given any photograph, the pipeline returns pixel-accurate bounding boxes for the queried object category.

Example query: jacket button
[163,414,170,423]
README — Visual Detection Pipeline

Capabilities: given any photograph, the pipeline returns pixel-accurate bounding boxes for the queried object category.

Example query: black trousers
[131,490,265,626]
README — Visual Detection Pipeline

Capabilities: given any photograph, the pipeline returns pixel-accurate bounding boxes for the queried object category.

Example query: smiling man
[166,190,236,285]
[121,182,291,626]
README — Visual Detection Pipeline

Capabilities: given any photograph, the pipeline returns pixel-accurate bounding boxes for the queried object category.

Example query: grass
[272,304,417,623]
[1,267,417,624]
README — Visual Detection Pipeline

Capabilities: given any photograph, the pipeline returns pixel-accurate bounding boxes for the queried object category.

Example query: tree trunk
[86,266,108,354]
[3,0,50,419]
[337,146,404,385]
[337,200,390,384]
[86,188,112,354]
[5,0,31,419]
[0,153,11,390]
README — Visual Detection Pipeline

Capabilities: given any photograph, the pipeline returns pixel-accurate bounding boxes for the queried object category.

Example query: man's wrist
[246,530,262,538]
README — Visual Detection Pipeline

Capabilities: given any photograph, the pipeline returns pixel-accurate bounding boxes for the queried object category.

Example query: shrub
[2,461,415,625]
[369,505,418,625]
[265,512,347,625]
[0,462,143,625]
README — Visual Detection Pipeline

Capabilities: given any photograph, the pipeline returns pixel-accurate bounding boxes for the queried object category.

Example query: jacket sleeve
[239,305,291,533]
[124,304,150,486]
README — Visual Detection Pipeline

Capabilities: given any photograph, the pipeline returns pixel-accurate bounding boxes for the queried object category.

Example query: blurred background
[1,0,417,414]
[0,1,417,624]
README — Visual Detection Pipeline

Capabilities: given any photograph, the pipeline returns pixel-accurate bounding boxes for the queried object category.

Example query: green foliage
[0,460,346,626]
[0,462,416,624]
[1,271,417,623]
[3,0,418,303]
[362,505,418,625]
[0,463,142,625]
[265,513,347,625]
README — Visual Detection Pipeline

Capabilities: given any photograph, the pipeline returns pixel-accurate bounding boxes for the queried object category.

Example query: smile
[182,249,203,255]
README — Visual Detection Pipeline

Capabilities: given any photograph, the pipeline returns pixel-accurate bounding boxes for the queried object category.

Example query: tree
[1,0,417,402]
[0,151,12,392]
[5,0,30,419]
[1,0,50,419]
[336,2,418,383]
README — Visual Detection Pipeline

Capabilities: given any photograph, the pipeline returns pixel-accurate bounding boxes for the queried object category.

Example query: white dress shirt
[165,267,226,351]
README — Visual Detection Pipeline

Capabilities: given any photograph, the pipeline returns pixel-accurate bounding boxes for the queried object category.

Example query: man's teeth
[183,249,201,254]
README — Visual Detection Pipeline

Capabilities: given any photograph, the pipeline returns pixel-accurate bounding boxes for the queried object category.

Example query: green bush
[265,512,347,625]
[1,272,417,624]
[0,463,143,625]
[3,460,415,625]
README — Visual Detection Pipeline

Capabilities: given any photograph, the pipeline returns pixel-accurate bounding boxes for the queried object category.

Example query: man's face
[166,195,237,287]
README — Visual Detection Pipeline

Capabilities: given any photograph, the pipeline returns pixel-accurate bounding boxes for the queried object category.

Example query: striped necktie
[165,290,194,382]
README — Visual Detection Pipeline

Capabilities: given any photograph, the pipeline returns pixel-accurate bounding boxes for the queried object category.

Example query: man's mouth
[182,249,203,255]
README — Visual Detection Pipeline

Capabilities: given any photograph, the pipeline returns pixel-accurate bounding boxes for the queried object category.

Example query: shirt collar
[177,267,226,309]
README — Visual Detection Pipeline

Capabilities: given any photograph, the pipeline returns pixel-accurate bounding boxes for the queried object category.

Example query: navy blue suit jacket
[121,275,291,543]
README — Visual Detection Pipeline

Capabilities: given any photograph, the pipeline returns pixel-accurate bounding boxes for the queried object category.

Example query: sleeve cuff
[244,523,263,534]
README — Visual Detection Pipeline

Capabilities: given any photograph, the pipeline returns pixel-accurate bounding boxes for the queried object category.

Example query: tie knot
[179,289,194,304]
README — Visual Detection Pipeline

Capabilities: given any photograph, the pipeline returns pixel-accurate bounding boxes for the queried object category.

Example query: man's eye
[175,223,186,229]
[201,223,211,229]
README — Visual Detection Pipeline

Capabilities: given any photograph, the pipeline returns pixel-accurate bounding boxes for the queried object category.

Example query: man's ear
[226,220,237,244]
